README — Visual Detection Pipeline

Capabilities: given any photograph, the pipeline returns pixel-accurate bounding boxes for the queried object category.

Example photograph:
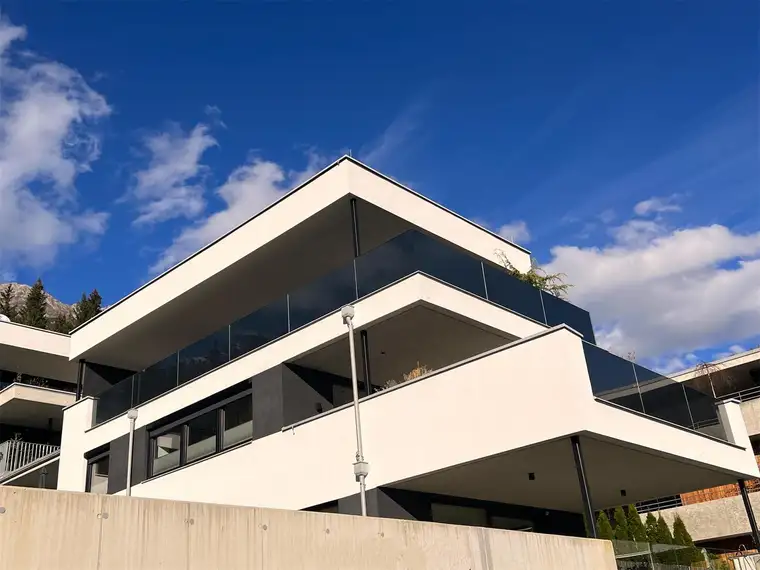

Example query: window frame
[147,388,252,478]
[85,449,111,494]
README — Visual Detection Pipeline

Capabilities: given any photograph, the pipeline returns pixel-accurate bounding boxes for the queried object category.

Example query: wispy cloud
[0,17,110,274]
[150,149,325,274]
[633,195,682,217]
[497,220,531,244]
[128,123,217,226]
[359,99,425,168]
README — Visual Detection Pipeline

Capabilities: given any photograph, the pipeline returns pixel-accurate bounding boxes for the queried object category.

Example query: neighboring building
[2,157,759,542]
[0,323,78,488]
[638,347,760,551]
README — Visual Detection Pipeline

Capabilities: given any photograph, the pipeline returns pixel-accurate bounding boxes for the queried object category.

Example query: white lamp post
[341,305,369,516]
[126,408,138,497]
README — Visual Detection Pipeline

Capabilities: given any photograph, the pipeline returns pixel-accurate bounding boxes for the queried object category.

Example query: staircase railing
[0,439,60,480]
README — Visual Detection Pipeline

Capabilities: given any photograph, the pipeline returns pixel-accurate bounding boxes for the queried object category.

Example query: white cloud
[633,195,681,217]
[359,100,424,168]
[150,151,324,274]
[0,18,110,272]
[546,206,760,367]
[713,344,747,360]
[130,123,217,225]
[497,220,531,244]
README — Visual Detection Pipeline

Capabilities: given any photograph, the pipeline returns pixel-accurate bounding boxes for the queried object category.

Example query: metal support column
[350,197,361,258]
[360,330,372,397]
[75,359,86,400]
[571,435,597,538]
[739,479,760,548]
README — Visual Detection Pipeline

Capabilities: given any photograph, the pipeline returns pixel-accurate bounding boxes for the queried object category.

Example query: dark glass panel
[582,343,643,412]
[482,263,545,323]
[178,328,230,384]
[541,292,596,343]
[288,263,357,330]
[635,365,694,429]
[229,297,289,360]
[356,230,486,299]
[94,376,134,425]
[137,354,178,404]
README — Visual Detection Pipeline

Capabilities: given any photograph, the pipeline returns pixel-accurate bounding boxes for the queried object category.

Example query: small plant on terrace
[494,250,571,299]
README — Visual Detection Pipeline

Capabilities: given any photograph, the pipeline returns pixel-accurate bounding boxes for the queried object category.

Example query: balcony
[583,343,726,440]
[0,439,59,481]
[92,229,595,425]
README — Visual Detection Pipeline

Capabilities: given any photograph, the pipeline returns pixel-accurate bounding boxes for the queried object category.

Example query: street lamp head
[127,408,139,420]
[340,305,355,322]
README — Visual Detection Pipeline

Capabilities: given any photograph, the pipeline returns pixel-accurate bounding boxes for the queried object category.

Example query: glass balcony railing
[94,229,596,425]
[583,342,726,440]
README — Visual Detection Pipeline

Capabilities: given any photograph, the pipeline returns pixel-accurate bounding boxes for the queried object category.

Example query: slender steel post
[342,305,368,516]
[125,408,138,497]
[571,435,597,538]
[350,197,361,258]
[75,359,86,400]
[39,466,48,488]
[739,479,760,547]
[360,330,372,397]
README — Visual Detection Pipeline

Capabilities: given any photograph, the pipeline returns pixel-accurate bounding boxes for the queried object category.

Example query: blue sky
[0,1,757,372]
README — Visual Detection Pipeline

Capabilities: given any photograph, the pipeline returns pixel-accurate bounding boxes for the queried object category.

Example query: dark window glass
[152,429,181,476]
[482,263,545,323]
[635,365,694,430]
[230,297,289,360]
[186,410,218,464]
[95,376,134,425]
[87,455,109,494]
[490,516,534,531]
[582,343,642,412]
[137,354,178,404]
[288,263,357,330]
[223,396,253,449]
[178,328,230,385]
[541,292,596,343]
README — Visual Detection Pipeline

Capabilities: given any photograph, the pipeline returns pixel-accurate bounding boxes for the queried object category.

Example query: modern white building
[637,347,760,551]
[2,156,760,541]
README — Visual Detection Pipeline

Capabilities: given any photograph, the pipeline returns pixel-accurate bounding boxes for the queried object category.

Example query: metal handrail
[0,439,60,480]
[636,495,684,514]
[719,384,760,404]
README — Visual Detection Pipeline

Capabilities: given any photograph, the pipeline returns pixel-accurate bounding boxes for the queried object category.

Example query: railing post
[739,479,760,548]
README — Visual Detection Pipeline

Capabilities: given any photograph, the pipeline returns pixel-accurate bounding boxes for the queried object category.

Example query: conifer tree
[72,289,102,327]
[51,314,74,334]
[613,506,630,540]
[626,505,647,542]
[596,511,614,540]
[673,515,702,564]
[0,283,16,321]
[655,514,675,564]
[645,512,659,544]
[20,279,48,329]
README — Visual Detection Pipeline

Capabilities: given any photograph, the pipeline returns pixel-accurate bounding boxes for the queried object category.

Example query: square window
[223,396,253,449]
[186,411,218,463]
[87,455,109,494]
[152,430,181,475]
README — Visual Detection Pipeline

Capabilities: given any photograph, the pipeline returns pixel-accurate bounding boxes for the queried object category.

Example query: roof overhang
[0,322,77,382]
[70,157,532,369]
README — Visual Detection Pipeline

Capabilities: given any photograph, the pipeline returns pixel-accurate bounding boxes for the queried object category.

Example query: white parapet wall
[0,487,617,570]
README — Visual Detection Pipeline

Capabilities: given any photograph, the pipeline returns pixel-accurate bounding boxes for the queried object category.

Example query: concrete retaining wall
[655,492,760,543]
[0,487,616,570]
